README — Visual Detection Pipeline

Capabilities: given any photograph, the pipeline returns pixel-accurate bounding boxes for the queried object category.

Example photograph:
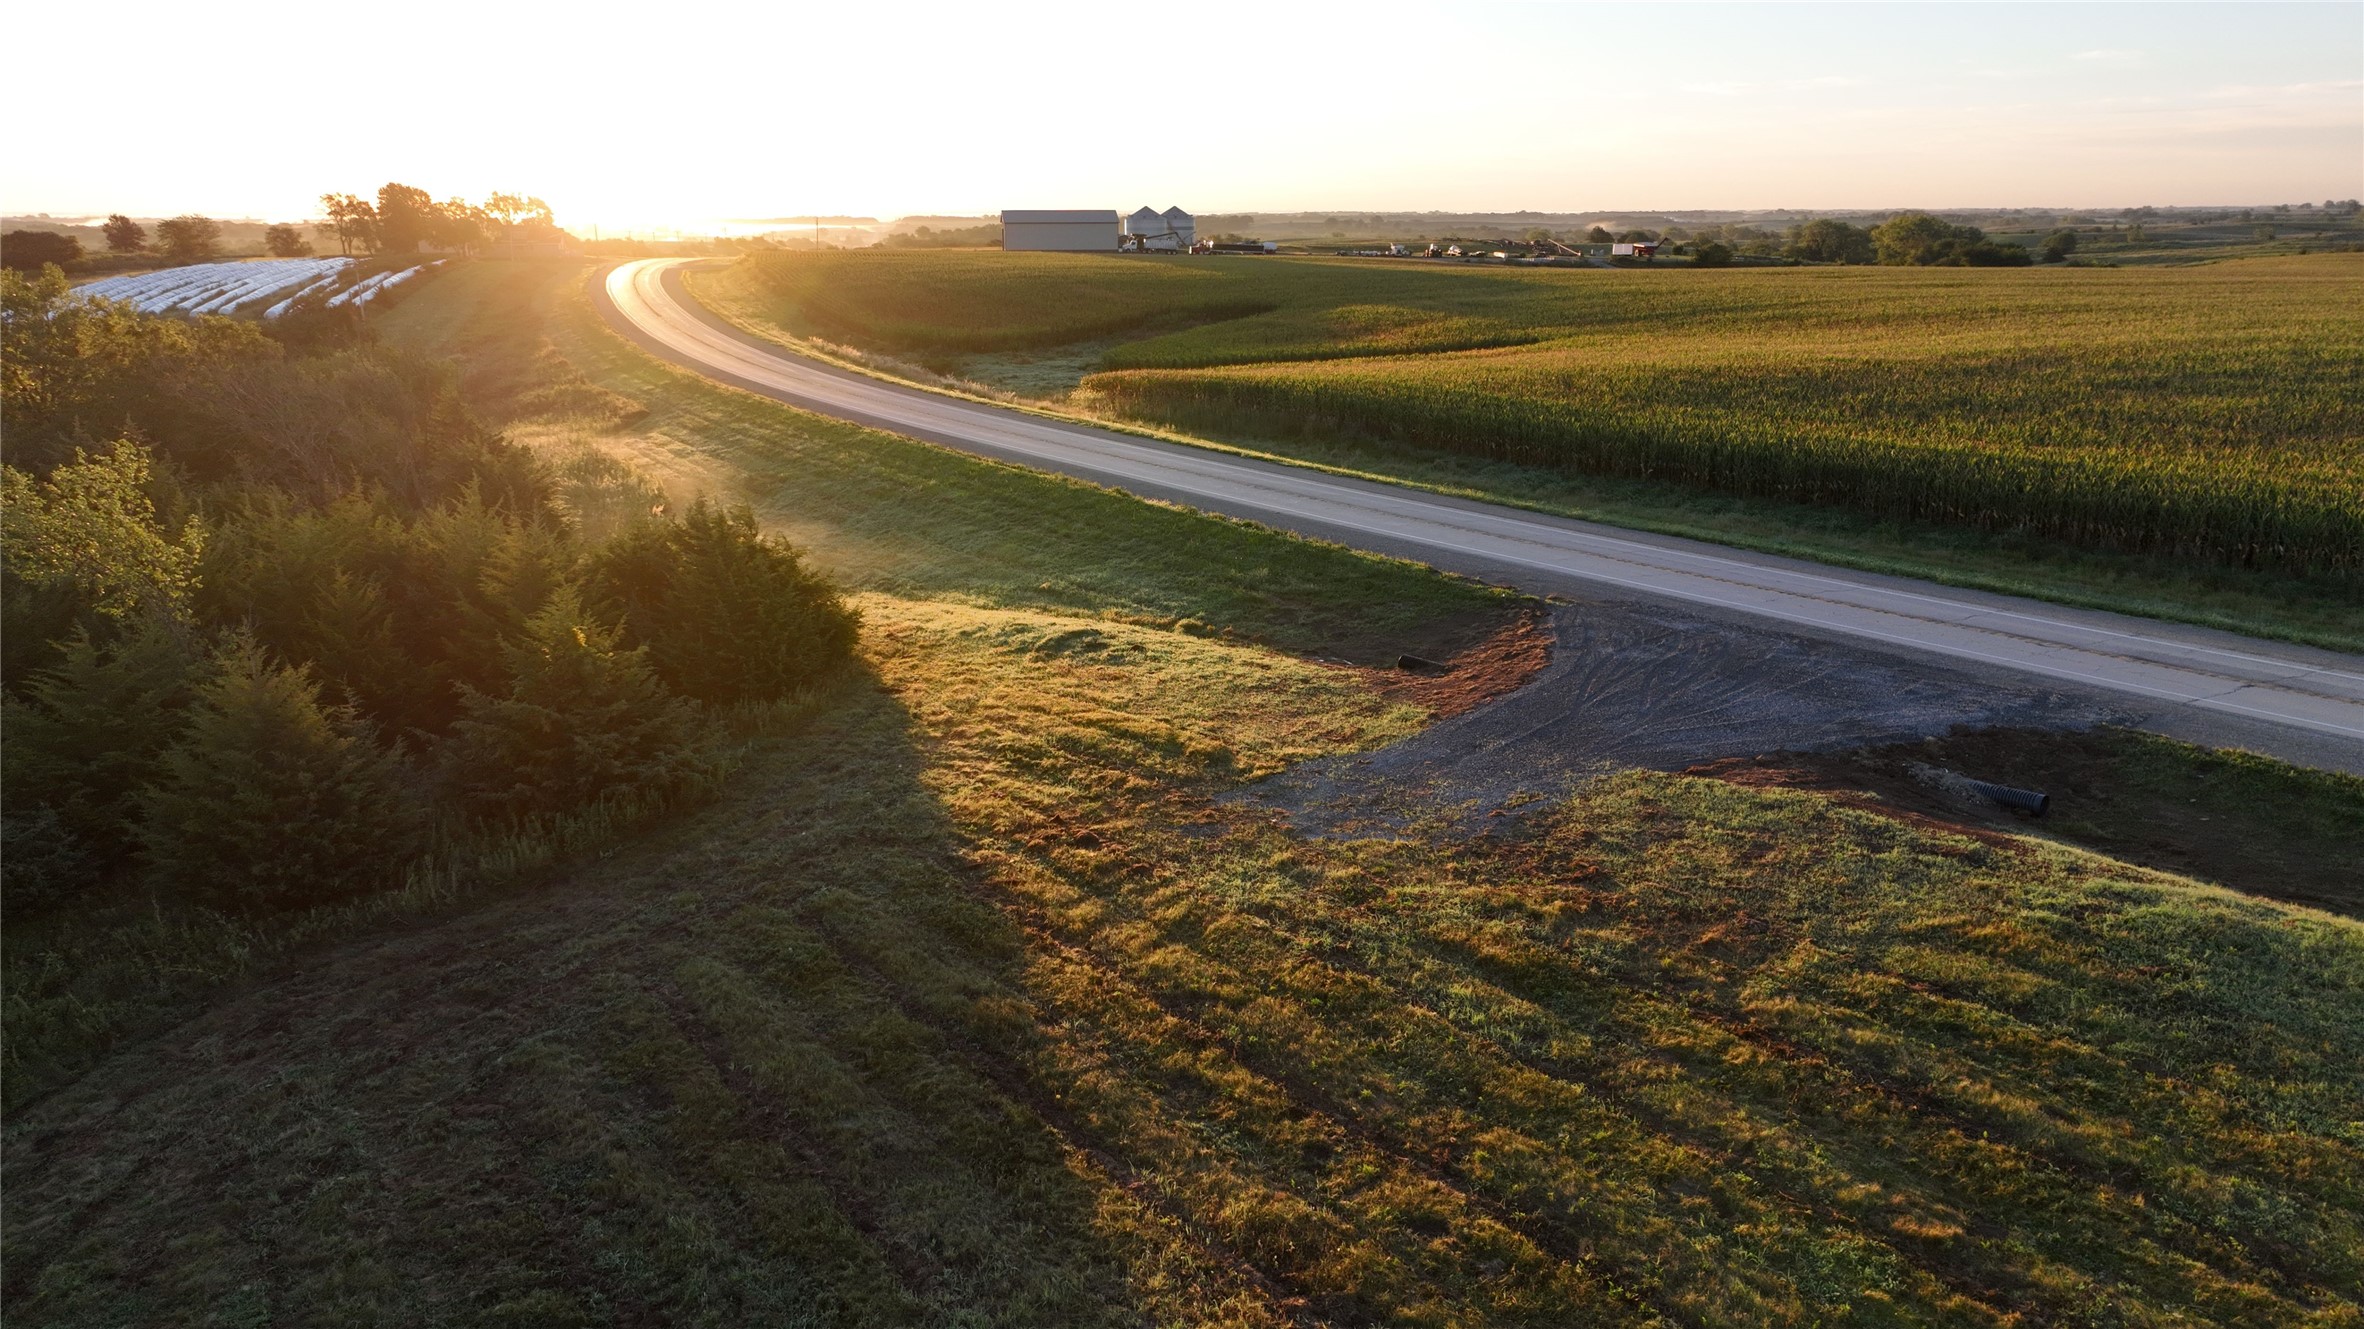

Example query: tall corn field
[728,252,2364,579]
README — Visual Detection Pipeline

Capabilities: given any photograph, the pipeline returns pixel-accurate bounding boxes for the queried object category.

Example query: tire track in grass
[471,1053,675,1325]
[797,898,1322,1329]
[1227,850,2281,1321]
[593,975,924,1321]
[976,875,1677,1327]
[999,827,2036,1324]
[1286,833,2353,1319]
[1715,971,2360,1297]
[832,803,1652,1321]
[678,907,1200,1324]
[955,775,2108,1314]
[959,810,1835,1322]
[1385,913,2173,1306]
[652,964,950,1313]
[1035,926,1645,1314]
[1033,913,1862,1325]
[1235,902,2051,1320]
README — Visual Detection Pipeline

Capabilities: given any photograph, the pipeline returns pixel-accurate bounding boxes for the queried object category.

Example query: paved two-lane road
[598,258,2364,774]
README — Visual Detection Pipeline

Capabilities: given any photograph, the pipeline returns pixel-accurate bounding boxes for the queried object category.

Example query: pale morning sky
[7,1,2358,232]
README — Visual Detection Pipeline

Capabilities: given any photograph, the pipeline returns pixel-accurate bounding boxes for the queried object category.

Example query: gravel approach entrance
[1245,595,2122,834]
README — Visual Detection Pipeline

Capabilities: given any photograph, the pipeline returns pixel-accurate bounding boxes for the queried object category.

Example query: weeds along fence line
[1086,370,2364,581]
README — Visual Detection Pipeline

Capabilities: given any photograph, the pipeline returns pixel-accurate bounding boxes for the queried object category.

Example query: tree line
[1510,215,2094,268]
[1,184,568,273]
[1671,215,2053,267]
[1,268,856,920]
[317,185,563,257]
[1472,214,2075,268]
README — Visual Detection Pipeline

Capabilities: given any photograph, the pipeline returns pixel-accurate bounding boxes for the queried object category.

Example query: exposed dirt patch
[1693,726,2364,920]
[1362,609,1553,719]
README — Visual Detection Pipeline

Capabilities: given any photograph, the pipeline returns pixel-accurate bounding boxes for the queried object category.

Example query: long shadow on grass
[0,672,1191,1328]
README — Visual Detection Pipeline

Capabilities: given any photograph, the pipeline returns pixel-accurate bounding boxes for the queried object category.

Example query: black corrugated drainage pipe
[1908,762,2051,818]
[1960,778,2050,818]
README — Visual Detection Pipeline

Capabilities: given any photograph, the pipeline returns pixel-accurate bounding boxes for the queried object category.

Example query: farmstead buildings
[1000,206,1195,252]
[1000,210,1119,251]
[1123,206,1195,251]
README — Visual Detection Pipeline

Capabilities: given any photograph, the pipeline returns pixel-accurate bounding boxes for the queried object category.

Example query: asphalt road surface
[597,258,2364,776]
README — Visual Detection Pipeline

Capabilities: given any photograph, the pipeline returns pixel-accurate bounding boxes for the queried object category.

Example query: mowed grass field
[8,261,2363,1327]
[698,252,2364,644]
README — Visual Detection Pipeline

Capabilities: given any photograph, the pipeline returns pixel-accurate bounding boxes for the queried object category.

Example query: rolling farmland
[7,260,2359,1326]
[10,0,2363,1323]
[708,252,2364,583]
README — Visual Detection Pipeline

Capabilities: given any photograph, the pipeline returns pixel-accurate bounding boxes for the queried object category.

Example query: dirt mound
[1362,609,1553,719]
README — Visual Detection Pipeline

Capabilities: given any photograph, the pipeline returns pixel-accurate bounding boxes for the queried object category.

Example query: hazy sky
[8,2,2357,230]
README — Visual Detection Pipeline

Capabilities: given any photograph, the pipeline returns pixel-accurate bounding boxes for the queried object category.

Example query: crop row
[1085,283,2364,580]
[1093,365,2362,578]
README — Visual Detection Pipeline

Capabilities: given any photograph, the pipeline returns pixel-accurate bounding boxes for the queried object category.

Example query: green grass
[1734,725,2364,920]
[401,260,1516,664]
[8,592,2360,1326]
[697,251,2364,644]
[8,259,2361,1326]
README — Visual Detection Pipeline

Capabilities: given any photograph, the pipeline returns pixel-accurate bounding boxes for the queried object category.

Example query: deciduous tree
[318,193,377,256]
[1869,212,1963,265]
[263,223,313,257]
[432,197,490,253]
[154,215,221,262]
[374,182,435,254]
[0,439,204,626]
[1,230,82,271]
[1786,218,1874,264]
[102,214,146,253]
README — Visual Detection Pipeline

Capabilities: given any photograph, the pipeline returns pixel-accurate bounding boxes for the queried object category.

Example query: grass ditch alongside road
[411,260,1519,665]
[694,252,2364,651]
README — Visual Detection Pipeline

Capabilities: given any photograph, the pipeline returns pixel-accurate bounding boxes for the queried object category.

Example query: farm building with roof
[1001,210,1118,252]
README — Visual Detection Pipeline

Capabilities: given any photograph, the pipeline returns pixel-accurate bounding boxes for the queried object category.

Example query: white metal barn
[1002,210,1118,252]
[1122,206,1195,251]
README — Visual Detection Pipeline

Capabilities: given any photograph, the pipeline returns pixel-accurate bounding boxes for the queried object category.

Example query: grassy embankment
[694,252,2364,651]
[6,260,2362,1326]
